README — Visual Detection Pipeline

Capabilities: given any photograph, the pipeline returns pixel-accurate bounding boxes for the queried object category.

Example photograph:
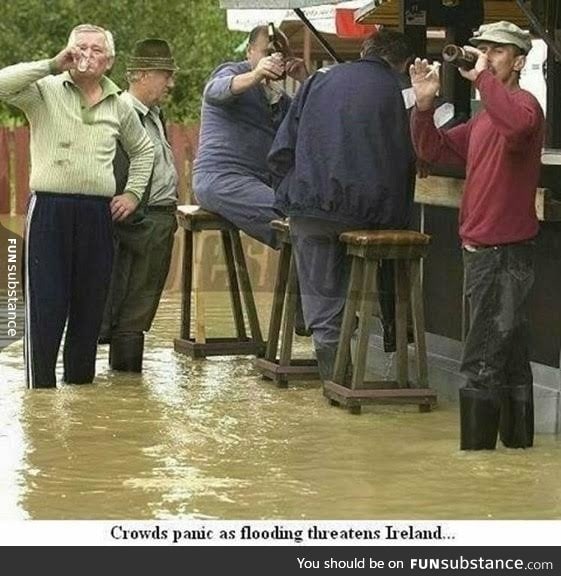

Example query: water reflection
[1,294,560,520]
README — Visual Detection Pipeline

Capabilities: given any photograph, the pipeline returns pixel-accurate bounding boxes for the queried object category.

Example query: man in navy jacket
[268,29,415,382]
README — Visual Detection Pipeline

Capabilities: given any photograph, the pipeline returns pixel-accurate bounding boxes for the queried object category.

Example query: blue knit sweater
[194,60,292,184]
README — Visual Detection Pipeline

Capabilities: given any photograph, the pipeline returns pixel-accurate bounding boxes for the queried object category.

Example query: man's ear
[105,56,115,72]
[513,54,526,73]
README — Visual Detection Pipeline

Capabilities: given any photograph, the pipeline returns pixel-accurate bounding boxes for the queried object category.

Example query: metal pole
[294,8,342,63]
[515,0,561,62]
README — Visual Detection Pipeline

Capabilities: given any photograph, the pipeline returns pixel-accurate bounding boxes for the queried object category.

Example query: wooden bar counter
[414,168,561,370]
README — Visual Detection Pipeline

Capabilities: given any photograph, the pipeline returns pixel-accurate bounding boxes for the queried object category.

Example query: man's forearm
[125,140,154,201]
[0,59,53,102]
[230,70,261,95]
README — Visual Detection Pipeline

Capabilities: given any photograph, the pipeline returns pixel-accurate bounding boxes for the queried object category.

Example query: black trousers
[460,241,535,392]
[24,193,113,388]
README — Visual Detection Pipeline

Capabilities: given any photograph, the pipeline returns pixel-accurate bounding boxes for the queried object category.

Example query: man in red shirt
[410,21,544,450]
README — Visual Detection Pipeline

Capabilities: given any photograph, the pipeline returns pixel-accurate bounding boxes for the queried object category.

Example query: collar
[359,55,392,69]
[123,91,162,120]
[122,91,150,116]
[62,71,122,99]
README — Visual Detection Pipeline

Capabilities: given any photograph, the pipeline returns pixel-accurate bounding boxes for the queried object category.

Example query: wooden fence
[0,122,200,214]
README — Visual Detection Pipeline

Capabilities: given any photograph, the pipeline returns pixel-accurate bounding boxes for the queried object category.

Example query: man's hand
[458,46,488,83]
[409,57,441,111]
[253,54,286,82]
[285,57,308,83]
[110,193,139,222]
[416,159,430,179]
[52,46,81,73]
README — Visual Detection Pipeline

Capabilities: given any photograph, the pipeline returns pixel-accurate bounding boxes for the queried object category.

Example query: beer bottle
[442,44,478,70]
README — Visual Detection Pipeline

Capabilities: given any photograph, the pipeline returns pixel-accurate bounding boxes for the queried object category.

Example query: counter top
[414,175,561,222]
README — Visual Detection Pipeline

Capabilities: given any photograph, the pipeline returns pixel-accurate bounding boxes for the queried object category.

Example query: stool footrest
[254,358,320,385]
[324,381,437,407]
[174,337,265,359]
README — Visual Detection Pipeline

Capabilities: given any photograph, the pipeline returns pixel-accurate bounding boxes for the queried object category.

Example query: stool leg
[264,241,291,361]
[395,260,409,388]
[352,259,377,390]
[230,230,264,347]
[193,230,207,345]
[279,254,297,368]
[410,259,429,388]
[333,257,363,385]
[221,230,247,340]
[179,228,193,340]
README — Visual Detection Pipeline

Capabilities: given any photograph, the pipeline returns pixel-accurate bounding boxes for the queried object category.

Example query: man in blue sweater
[268,30,415,382]
[193,25,308,248]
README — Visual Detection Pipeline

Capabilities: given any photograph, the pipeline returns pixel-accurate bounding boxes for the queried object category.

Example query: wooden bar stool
[323,230,437,414]
[173,205,265,359]
[254,219,319,387]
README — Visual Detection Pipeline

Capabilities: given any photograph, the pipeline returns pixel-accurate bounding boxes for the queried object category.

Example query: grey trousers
[193,171,282,249]
[102,210,177,337]
[290,216,399,352]
[289,217,354,349]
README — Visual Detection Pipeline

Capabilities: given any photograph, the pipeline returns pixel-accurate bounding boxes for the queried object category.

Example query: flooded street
[1,293,561,521]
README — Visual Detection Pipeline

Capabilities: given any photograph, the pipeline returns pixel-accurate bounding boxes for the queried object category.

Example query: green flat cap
[469,21,532,54]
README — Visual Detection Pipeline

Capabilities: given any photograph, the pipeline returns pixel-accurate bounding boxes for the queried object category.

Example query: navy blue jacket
[194,60,292,184]
[268,56,414,227]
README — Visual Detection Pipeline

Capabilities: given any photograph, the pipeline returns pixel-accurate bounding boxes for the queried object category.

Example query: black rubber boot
[315,344,338,384]
[499,385,534,449]
[109,332,144,373]
[459,387,500,450]
[294,289,312,337]
[382,320,415,353]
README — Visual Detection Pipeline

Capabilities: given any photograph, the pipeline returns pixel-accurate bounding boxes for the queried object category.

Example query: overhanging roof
[220,0,343,8]
[355,0,529,27]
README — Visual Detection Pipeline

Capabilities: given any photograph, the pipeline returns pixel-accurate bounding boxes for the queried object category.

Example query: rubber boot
[499,385,534,449]
[315,344,338,384]
[294,289,312,337]
[109,332,144,373]
[459,387,500,450]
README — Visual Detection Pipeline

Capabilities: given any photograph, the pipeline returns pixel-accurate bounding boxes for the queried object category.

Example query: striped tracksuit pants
[24,192,113,388]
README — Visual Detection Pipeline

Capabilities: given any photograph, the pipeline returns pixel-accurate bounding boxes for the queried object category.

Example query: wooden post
[400,0,427,58]
[193,231,207,345]
[545,1,561,146]
[303,26,312,73]
[13,127,30,215]
[0,128,10,214]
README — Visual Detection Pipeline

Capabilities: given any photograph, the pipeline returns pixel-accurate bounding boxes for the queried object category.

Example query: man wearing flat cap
[410,21,544,451]
[101,38,179,372]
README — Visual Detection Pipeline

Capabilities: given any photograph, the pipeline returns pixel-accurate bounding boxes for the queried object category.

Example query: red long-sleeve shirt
[411,70,544,246]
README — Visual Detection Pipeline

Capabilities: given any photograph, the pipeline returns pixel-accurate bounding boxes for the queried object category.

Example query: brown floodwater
[1,293,561,520]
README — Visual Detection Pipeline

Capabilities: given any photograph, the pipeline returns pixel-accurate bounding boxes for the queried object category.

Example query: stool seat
[176,205,236,231]
[174,204,264,358]
[340,230,431,247]
[270,219,291,244]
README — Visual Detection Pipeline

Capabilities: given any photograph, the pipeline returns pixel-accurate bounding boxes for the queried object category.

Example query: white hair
[67,24,115,58]
[126,70,145,83]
